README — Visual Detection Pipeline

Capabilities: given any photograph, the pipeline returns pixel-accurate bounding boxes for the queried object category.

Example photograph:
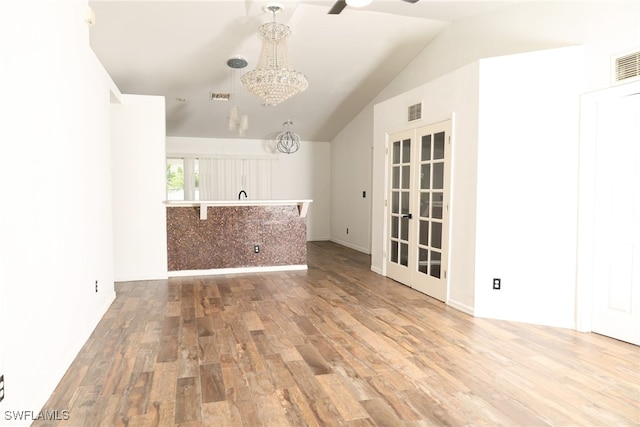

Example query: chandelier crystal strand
[241,6,308,106]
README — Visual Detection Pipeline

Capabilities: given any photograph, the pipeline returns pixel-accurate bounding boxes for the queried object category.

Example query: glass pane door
[390,136,411,267]
[412,121,451,302]
[417,131,446,279]
[386,130,415,286]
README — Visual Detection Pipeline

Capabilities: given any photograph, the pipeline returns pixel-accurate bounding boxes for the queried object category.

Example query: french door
[386,121,451,301]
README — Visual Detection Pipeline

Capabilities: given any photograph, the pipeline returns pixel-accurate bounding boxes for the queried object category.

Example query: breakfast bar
[165,200,312,276]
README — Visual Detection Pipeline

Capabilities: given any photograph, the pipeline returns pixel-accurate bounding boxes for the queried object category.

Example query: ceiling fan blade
[328,0,347,14]
[401,0,420,3]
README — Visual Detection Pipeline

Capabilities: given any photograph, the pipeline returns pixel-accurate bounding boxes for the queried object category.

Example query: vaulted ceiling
[89,1,518,141]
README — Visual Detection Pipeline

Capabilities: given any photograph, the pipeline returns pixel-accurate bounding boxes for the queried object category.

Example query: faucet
[238,190,247,200]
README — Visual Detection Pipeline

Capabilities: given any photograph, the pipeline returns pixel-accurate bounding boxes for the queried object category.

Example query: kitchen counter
[165,200,312,275]
[165,199,312,220]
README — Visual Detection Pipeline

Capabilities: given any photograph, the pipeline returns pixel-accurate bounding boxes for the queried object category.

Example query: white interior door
[386,130,415,286]
[592,92,640,345]
[386,121,451,302]
[411,122,451,301]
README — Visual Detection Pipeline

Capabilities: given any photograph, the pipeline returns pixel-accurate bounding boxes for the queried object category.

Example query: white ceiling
[89,0,518,141]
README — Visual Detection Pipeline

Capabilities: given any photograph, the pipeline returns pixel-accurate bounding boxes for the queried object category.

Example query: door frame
[382,116,454,303]
[576,79,640,333]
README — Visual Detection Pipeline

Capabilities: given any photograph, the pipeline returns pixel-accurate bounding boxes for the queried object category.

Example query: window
[166,159,184,200]
[166,157,271,201]
[166,158,199,200]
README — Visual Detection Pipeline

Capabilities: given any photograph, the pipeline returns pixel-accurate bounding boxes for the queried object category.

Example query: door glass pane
[420,192,430,218]
[420,164,430,189]
[434,132,445,160]
[392,192,399,213]
[400,217,409,241]
[401,191,409,213]
[418,248,428,274]
[393,140,401,164]
[422,135,431,161]
[391,216,399,238]
[401,166,410,189]
[402,139,411,163]
[431,222,442,249]
[392,166,400,189]
[430,251,441,278]
[419,220,429,246]
[391,241,398,263]
[433,162,444,189]
[400,243,408,266]
[432,192,443,219]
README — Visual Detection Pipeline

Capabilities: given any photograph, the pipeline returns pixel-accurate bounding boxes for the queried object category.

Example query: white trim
[168,264,308,277]
[114,273,170,282]
[329,237,370,254]
[370,265,384,275]
[447,299,474,316]
[168,152,278,160]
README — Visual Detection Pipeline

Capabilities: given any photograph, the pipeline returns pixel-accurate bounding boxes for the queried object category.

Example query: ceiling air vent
[210,92,231,101]
[408,102,422,122]
[614,50,640,83]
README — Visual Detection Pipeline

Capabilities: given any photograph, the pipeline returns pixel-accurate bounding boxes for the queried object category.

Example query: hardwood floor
[37,241,639,426]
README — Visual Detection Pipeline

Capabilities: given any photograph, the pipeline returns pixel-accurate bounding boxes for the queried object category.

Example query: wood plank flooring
[36,241,640,426]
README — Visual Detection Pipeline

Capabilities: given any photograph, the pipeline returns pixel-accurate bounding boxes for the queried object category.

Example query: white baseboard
[447,298,474,316]
[114,272,169,282]
[329,238,370,254]
[370,265,384,275]
[168,264,307,277]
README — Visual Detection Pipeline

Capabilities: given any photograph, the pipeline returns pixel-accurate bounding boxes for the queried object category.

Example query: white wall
[330,112,373,253]
[166,137,331,241]
[472,47,583,328]
[379,0,640,99]
[372,45,585,328]
[112,95,168,282]
[333,0,640,263]
[372,63,481,312]
[0,1,116,422]
[335,1,638,324]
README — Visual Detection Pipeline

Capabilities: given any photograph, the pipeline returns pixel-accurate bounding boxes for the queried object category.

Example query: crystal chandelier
[241,4,308,106]
[275,120,301,154]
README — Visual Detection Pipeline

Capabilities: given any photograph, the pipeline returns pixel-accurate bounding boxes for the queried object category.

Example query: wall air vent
[408,102,422,122]
[613,50,640,83]
[210,92,231,101]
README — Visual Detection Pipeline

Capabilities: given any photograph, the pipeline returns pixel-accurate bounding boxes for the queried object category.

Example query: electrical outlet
[254,245,260,253]
[95,280,98,293]
[346,228,349,234]
[362,191,366,198]
[493,278,501,290]
[1,374,5,402]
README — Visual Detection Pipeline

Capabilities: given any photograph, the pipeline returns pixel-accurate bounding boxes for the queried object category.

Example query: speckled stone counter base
[167,205,307,271]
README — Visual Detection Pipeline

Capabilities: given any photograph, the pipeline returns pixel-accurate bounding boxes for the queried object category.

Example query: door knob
[401,213,413,219]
